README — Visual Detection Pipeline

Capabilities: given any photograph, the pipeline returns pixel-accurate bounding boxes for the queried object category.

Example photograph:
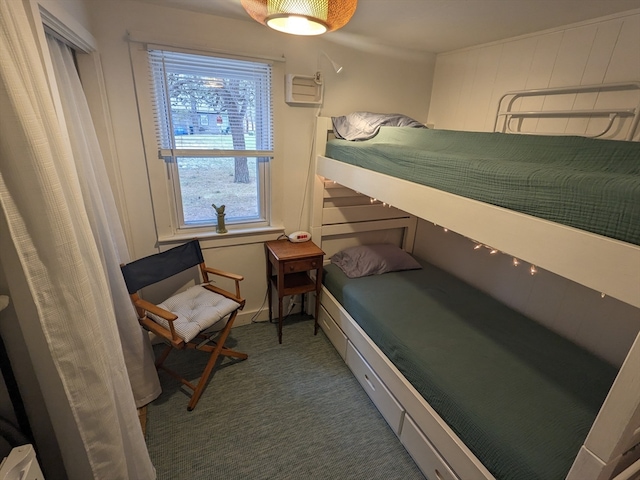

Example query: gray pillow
[331,244,422,278]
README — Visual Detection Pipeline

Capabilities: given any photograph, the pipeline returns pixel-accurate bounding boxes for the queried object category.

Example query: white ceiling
[133,0,640,54]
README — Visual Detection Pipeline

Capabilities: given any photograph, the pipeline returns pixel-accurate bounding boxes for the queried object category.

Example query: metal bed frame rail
[494,82,640,140]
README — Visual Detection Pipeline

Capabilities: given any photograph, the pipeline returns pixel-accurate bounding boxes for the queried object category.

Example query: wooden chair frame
[122,241,248,411]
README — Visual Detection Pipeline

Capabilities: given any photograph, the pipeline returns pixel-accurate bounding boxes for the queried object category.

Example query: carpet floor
[145,315,425,479]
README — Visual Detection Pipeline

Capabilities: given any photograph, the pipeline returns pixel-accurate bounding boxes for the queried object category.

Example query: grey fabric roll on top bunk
[323,257,618,480]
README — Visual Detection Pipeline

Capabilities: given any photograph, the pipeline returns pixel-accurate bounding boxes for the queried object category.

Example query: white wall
[413,222,640,367]
[422,10,640,366]
[82,0,435,320]
[428,10,640,139]
[38,0,92,30]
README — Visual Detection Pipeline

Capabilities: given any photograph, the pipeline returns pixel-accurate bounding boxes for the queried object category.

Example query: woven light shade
[241,0,357,36]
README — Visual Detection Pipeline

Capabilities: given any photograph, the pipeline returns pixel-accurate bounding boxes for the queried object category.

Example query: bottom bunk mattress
[322,259,618,480]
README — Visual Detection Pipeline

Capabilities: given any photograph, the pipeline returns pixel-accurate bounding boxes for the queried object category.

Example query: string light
[601,292,606,298]
[433,224,538,276]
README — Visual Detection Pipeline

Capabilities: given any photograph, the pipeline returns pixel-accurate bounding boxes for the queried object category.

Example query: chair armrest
[202,266,244,282]
[133,297,181,344]
[133,298,178,322]
[202,266,243,299]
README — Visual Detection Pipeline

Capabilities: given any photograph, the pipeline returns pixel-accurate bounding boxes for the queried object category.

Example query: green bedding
[323,260,618,480]
[325,128,640,246]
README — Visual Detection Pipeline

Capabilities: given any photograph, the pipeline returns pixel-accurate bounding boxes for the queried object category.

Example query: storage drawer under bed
[401,414,461,480]
[318,305,348,360]
[346,340,404,435]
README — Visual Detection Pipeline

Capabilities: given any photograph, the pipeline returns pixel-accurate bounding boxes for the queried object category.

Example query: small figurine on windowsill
[212,204,227,234]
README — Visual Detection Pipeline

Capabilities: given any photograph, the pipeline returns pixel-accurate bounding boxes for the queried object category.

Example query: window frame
[131,43,282,243]
[166,154,271,231]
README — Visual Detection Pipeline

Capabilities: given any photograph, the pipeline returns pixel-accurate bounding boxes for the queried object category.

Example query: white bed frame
[310,84,640,480]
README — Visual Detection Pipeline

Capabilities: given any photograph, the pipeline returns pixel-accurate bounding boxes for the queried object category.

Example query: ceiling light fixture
[241,0,358,36]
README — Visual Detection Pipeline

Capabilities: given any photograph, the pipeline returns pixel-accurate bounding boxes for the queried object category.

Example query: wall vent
[285,74,323,106]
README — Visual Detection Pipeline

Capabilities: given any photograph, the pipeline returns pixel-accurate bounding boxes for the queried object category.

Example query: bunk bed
[310,83,640,480]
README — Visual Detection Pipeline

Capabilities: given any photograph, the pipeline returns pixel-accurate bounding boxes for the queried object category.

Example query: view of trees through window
[150,49,272,227]
[169,75,255,183]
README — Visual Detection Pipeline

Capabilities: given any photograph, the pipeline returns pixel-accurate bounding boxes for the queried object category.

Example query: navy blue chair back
[121,240,204,294]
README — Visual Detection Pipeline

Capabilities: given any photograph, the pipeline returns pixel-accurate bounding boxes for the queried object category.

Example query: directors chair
[121,240,247,411]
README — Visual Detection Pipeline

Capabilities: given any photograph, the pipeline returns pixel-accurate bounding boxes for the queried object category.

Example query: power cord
[250,287,270,323]
[285,296,296,316]
[295,107,322,232]
[251,289,300,324]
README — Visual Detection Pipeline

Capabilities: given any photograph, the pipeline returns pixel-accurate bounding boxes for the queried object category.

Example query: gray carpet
[146,316,425,479]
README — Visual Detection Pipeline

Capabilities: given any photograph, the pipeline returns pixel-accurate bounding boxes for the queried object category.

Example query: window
[148,49,273,231]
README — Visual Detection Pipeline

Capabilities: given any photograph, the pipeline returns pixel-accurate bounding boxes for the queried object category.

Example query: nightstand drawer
[285,257,322,273]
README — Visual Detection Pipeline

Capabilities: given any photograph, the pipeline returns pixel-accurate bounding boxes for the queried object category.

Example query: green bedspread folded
[325,128,640,246]
[323,260,618,480]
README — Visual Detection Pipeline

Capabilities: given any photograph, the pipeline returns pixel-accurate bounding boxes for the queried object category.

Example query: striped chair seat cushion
[149,284,240,342]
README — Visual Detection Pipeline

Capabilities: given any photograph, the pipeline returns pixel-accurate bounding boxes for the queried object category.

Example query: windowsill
[157,225,285,249]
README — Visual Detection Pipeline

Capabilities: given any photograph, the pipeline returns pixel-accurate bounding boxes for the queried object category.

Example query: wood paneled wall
[428,10,640,140]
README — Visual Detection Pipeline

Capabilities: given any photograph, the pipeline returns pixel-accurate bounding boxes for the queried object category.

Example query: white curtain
[46,35,160,408]
[0,1,156,479]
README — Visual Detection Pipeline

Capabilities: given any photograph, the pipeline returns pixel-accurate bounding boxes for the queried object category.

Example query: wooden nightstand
[265,239,325,343]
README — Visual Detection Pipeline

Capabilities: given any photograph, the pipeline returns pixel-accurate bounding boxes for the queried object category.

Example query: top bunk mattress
[323,259,618,480]
[324,127,640,246]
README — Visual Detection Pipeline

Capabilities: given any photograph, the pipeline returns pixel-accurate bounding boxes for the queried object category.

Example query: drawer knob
[311,261,317,267]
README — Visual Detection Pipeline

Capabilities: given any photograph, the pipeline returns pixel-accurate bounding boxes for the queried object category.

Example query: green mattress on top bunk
[325,127,640,246]
[322,259,618,480]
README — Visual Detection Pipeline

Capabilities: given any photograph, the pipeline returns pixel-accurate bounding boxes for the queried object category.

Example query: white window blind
[145,48,273,228]
[148,48,273,156]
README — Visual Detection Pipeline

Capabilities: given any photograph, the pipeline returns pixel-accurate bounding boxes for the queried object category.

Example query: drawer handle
[364,374,376,392]
[289,265,294,271]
